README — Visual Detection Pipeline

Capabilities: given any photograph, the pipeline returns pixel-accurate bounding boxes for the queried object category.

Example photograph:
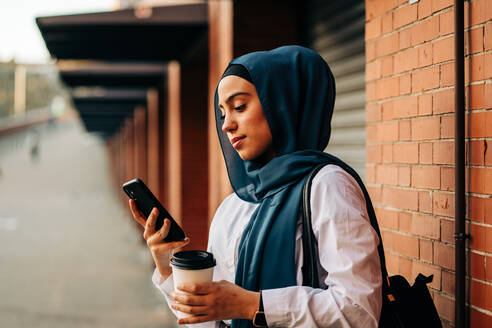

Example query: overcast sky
[0,0,115,63]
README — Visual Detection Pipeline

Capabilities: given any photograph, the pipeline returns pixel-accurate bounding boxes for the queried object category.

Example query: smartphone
[122,178,186,242]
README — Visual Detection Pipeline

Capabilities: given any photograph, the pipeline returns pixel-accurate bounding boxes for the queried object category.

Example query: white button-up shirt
[152,165,382,327]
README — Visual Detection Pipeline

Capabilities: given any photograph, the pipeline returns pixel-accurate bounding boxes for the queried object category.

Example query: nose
[221,113,236,133]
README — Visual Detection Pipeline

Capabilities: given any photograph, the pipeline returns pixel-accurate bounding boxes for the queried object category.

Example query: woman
[129,45,382,327]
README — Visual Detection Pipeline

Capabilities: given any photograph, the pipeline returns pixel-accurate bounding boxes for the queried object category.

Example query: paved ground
[0,118,178,328]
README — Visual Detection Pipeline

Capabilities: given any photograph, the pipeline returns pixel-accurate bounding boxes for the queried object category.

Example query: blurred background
[1,0,490,327]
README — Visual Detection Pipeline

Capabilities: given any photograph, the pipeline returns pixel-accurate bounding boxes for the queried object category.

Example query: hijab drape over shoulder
[215,46,366,327]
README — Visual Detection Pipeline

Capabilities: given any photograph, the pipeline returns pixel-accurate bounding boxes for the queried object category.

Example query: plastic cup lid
[170,250,216,270]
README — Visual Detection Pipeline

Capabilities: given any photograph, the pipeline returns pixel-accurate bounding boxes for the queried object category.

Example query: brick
[366,41,377,62]
[366,103,381,122]
[470,167,486,194]
[398,211,412,233]
[376,208,399,229]
[399,256,413,278]
[469,196,485,223]
[442,270,454,295]
[470,0,488,26]
[440,218,454,243]
[419,190,433,213]
[469,83,485,110]
[382,186,419,210]
[412,66,440,92]
[433,191,455,217]
[411,117,440,141]
[382,12,393,34]
[432,36,454,64]
[366,0,398,21]
[487,255,492,282]
[485,83,492,110]
[399,74,411,95]
[377,33,399,57]
[433,141,454,164]
[434,241,455,270]
[440,62,454,87]
[440,167,454,191]
[486,139,492,166]
[395,47,419,73]
[485,23,492,51]
[433,88,454,114]
[470,307,492,328]
[385,252,399,275]
[420,239,433,262]
[412,213,440,239]
[412,260,441,290]
[434,293,455,322]
[470,279,492,312]
[367,185,382,203]
[377,164,398,185]
[366,80,377,101]
[366,16,382,41]
[431,0,454,13]
[466,27,484,54]
[399,120,411,141]
[399,28,412,50]
[418,0,432,19]
[393,96,418,119]
[412,165,440,189]
[382,144,393,163]
[394,143,419,164]
[418,93,433,116]
[469,111,487,138]
[394,233,420,258]
[471,252,486,280]
[411,16,439,46]
[382,100,394,120]
[419,142,433,164]
[367,144,382,163]
[393,4,418,29]
[469,140,486,166]
[398,166,411,186]
[470,223,490,253]
[418,43,433,68]
[377,77,400,99]
[440,115,454,139]
[366,60,381,81]
[470,54,484,82]
[366,124,378,143]
[439,9,454,36]
[381,56,393,77]
[366,164,376,183]
[485,52,492,80]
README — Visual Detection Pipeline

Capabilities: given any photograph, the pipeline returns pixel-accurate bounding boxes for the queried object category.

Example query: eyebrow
[219,92,250,108]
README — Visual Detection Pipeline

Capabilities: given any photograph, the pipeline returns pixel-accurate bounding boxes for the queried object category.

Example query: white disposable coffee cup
[170,250,216,318]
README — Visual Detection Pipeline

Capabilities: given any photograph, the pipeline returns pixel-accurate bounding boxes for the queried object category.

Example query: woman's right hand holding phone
[129,199,190,280]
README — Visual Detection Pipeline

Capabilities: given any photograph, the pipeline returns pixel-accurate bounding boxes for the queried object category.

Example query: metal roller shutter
[303,0,366,179]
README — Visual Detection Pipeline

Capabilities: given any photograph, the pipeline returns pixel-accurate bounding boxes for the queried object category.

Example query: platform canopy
[36,3,208,63]
[57,61,167,88]
[71,88,148,137]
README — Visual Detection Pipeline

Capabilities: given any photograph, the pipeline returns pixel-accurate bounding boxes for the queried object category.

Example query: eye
[234,104,246,111]
[219,111,225,120]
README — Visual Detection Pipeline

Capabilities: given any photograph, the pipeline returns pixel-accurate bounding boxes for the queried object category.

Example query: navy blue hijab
[214,46,339,327]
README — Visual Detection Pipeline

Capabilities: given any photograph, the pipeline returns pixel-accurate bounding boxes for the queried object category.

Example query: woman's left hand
[170,280,260,325]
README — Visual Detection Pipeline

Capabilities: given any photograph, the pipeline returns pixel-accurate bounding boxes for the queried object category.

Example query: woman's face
[218,75,275,162]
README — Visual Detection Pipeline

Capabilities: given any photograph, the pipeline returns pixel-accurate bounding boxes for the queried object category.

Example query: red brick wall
[365,0,492,326]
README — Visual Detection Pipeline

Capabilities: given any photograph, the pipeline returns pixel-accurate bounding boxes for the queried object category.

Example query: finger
[146,218,171,245]
[170,302,209,316]
[143,207,159,240]
[128,199,146,228]
[149,238,190,254]
[171,291,207,306]
[176,313,213,325]
[177,282,215,295]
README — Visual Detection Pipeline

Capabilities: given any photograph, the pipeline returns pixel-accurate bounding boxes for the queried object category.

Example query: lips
[230,136,246,149]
